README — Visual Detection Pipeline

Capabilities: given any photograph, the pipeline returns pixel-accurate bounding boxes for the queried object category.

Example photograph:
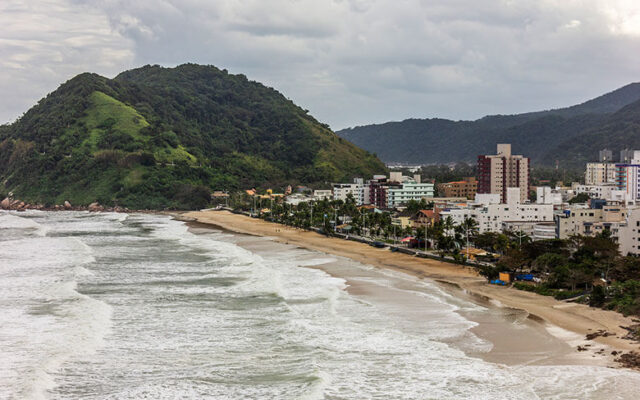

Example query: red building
[477,144,530,203]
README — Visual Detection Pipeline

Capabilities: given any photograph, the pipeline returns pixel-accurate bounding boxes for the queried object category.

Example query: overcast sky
[2,0,640,130]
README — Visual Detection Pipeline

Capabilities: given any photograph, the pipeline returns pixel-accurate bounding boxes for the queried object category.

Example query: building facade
[618,207,640,255]
[599,149,613,162]
[440,189,552,234]
[555,204,627,239]
[477,144,529,203]
[387,182,435,208]
[437,177,477,200]
[616,151,640,202]
[585,162,616,185]
[536,186,563,205]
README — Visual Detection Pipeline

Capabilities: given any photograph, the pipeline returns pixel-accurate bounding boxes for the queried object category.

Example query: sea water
[1,211,639,399]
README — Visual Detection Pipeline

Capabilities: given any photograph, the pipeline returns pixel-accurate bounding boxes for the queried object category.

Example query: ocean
[1,211,639,399]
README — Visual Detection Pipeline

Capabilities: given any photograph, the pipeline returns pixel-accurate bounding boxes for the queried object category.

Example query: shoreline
[183,210,640,365]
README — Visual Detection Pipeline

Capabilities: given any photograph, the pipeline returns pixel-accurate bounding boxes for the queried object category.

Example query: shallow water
[1,211,639,399]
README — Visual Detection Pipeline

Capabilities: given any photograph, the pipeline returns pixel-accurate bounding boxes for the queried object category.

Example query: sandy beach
[183,210,640,362]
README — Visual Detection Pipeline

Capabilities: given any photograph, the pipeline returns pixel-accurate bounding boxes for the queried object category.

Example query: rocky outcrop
[0,197,133,213]
[88,202,104,212]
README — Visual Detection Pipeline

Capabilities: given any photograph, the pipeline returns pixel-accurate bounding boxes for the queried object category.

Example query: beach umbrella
[401,236,414,243]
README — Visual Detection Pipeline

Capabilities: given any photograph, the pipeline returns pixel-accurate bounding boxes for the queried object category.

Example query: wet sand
[183,210,640,366]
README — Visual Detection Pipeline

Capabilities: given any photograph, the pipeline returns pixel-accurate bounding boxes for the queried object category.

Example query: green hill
[337,83,640,166]
[543,98,640,168]
[0,64,385,209]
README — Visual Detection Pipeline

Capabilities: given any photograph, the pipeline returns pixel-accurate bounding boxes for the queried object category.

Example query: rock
[616,351,640,370]
[88,202,103,212]
[0,197,10,209]
[64,201,72,210]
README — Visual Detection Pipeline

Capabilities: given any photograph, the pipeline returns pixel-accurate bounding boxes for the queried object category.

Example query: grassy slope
[83,91,149,149]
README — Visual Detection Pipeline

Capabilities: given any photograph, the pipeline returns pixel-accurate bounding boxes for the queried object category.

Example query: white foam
[0,234,111,399]
[0,212,49,236]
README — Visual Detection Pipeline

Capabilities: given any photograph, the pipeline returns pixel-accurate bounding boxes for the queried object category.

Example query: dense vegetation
[476,231,640,316]
[0,64,385,209]
[338,83,640,168]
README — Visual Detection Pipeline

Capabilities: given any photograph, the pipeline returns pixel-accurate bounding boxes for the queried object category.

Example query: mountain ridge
[337,82,640,166]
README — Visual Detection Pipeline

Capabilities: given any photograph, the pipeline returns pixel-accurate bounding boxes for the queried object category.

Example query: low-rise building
[572,184,624,201]
[440,188,553,234]
[410,210,436,227]
[387,182,435,208]
[333,178,366,204]
[533,222,556,241]
[313,190,332,200]
[437,177,477,200]
[555,203,627,239]
[536,186,563,205]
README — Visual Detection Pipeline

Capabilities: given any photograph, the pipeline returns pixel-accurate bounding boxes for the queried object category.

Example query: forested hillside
[0,64,385,209]
[338,83,640,166]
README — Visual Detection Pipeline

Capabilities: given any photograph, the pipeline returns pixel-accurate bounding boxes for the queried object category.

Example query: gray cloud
[2,0,640,129]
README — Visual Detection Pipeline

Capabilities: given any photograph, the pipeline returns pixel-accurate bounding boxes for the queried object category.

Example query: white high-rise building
[616,151,640,203]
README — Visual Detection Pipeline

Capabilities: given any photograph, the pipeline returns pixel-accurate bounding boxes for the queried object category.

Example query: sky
[1,0,640,130]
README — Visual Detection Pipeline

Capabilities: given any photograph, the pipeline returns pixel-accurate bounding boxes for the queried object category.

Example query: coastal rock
[0,197,10,209]
[616,351,640,370]
[88,202,103,212]
[64,201,72,210]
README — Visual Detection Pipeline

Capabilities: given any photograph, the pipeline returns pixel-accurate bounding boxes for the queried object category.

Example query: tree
[568,192,590,204]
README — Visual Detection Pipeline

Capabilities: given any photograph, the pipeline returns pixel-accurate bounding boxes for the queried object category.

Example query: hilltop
[0,64,385,209]
[337,83,640,167]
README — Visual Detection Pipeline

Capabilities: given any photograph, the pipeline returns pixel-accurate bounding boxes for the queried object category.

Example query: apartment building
[585,162,616,185]
[477,144,529,203]
[555,204,627,239]
[333,178,365,204]
[536,186,563,205]
[313,190,332,200]
[387,182,435,208]
[366,174,434,209]
[618,207,640,255]
[440,188,552,234]
[616,151,640,202]
[437,177,477,200]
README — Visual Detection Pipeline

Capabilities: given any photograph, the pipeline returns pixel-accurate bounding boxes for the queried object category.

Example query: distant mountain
[0,64,385,209]
[337,83,640,167]
[544,98,640,168]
